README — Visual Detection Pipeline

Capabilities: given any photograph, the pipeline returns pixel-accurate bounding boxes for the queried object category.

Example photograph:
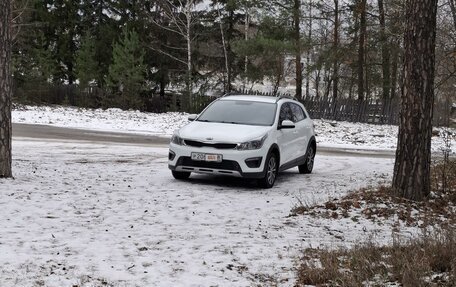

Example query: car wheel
[299,144,315,174]
[172,170,191,180]
[258,152,278,188]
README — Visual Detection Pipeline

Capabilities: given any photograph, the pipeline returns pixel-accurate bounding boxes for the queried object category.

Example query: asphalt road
[12,123,396,158]
[13,123,170,145]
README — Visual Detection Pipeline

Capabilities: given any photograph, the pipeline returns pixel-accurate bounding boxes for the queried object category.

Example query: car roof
[219,95,290,104]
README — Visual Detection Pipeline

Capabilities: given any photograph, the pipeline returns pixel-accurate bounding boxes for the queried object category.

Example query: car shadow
[177,168,311,190]
[183,174,260,189]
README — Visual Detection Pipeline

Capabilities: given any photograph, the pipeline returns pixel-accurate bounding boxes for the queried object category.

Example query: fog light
[169,150,176,161]
[245,157,262,168]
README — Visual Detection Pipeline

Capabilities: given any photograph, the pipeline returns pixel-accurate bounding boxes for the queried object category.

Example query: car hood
[178,121,271,143]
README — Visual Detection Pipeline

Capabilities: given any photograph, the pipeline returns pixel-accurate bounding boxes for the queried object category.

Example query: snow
[5,104,455,285]
[13,105,189,137]
[0,139,420,287]
[12,105,456,154]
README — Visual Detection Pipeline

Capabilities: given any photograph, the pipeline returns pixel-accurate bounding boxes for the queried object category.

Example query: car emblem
[206,137,213,141]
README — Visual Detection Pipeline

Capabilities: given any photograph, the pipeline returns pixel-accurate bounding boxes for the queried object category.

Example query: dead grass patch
[291,160,456,228]
[296,228,456,287]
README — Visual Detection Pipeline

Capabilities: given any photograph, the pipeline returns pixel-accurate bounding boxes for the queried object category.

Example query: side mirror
[188,114,197,121]
[280,120,295,129]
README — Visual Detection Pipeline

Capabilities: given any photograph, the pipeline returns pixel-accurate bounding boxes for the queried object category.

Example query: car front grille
[178,157,240,171]
[184,140,237,150]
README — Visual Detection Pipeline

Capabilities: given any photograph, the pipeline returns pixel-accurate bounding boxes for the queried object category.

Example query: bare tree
[378,0,390,100]
[243,6,249,88]
[149,0,199,110]
[392,0,438,200]
[332,0,339,101]
[305,0,313,98]
[0,0,12,178]
[293,0,302,99]
[217,5,230,93]
[357,0,367,101]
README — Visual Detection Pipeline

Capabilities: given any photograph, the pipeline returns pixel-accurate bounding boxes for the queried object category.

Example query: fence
[13,84,215,114]
[232,88,452,126]
[13,84,452,126]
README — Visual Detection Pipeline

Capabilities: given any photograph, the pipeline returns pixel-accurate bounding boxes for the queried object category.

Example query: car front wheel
[172,170,191,180]
[258,152,278,188]
[299,144,315,174]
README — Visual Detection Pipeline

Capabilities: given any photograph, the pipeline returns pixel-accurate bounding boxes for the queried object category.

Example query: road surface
[12,123,396,158]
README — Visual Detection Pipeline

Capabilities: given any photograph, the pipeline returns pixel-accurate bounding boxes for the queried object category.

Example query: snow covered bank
[0,139,418,286]
[12,105,456,153]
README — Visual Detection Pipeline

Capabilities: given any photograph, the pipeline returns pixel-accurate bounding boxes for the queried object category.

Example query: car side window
[290,103,306,122]
[279,103,293,123]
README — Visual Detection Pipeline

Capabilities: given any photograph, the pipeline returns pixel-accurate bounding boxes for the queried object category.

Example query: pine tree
[106,27,145,110]
[392,0,438,200]
[76,33,99,88]
[0,0,12,178]
[13,31,56,86]
[48,0,80,84]
[233,16,292,94]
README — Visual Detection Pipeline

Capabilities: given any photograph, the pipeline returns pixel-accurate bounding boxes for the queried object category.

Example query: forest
[10,0,456,112]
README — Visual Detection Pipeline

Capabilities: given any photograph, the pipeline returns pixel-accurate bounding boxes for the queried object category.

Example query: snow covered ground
[6,104,455,285]
[12,105,456,154]
[0,139,419,287]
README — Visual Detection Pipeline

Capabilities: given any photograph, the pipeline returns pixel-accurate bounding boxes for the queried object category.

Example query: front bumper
[168,143,267,178]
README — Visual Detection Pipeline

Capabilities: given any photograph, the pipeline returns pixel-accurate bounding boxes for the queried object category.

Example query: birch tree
[150,0,200,110]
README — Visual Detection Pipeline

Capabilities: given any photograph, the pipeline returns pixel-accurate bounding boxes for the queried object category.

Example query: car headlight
[171,133,184,145]
[237,134,268,150]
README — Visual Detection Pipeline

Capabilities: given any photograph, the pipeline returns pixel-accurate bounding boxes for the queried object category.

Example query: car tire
[258,152,278,188]
[299,144,315,174]
[172,170,191,180]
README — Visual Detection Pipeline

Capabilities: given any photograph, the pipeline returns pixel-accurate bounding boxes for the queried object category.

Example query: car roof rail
[220,91,297,102]
[276,94,297,102]
[220,92,242,97]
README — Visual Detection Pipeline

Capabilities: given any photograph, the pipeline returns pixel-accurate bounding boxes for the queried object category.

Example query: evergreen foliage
[106,27,145,110]
[76,33,99,88]
[9,0,455,111]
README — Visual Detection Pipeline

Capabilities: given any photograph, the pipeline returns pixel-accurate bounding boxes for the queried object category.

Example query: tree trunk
[392,0,438,201]
[218,7,230,93]
[378,0,391,100]
[293,0,302,99]
[0,0,12,178]
[390,40,400,99]
[449,0,456,30]
[244,8,249,88]
[357,0,367,101]
[305,3,312,98]
[332,0,339,101]
[186,1,192,112]
[226,10,234,93]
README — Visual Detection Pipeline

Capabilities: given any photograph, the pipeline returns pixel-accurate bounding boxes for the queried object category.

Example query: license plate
[191,152,223,162]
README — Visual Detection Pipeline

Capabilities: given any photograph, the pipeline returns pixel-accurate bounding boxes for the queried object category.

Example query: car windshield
[197,100,277,126]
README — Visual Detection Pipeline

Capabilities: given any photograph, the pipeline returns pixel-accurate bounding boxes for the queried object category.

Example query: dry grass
[296,228,456,287]
[293,159,456,286]
[291,160,456,228]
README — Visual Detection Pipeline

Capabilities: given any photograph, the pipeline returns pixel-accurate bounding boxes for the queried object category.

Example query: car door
[289,103,309,159]
[277,102,299,166]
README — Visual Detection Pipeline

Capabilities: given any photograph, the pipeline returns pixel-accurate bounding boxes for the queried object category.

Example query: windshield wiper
[218,121,242,125]
[196,119,213,122]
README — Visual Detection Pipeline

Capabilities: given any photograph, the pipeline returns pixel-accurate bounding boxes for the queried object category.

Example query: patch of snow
[0,138,415,286]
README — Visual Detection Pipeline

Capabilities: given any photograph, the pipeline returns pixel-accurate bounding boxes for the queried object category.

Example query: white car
[168,95,316,188]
